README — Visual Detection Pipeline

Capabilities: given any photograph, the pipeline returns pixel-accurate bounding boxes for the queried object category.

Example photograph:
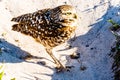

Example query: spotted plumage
[11,5,78,71]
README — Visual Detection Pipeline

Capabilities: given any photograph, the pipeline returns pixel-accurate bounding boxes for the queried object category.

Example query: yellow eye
[67,12,72,15]
[62,12,72,15]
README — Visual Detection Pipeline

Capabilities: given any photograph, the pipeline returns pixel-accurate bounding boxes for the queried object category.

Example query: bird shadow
[0,38,28,63]
[0,38,53,63]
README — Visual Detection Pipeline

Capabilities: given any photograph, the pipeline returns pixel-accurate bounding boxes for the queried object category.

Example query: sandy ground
[0,0,120,80]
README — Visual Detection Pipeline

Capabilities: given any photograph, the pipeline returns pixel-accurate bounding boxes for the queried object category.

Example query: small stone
[15,39,19,42]
[90,48,94,50]
[80,66,87,71]
[86,45,89,47]
[1,32,7,37]
[70,52,80,59]
[111,47,116,52]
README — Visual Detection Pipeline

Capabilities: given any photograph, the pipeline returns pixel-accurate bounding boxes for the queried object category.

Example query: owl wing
[11,9,51,38]
[11,9,50,24]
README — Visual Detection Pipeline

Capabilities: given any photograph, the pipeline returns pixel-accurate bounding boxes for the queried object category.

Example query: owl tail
[12,24,21,32]
[12,23,29,35]
[11,16,26,32]
[11,16,22,31]
[11,18,18,22]
[11,14,27,22]
[11,17,23,22]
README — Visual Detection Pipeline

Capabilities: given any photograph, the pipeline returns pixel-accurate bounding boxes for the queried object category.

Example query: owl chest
[37,26,76,47]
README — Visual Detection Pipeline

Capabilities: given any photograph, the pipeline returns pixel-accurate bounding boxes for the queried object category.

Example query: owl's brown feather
[11,5,78,71]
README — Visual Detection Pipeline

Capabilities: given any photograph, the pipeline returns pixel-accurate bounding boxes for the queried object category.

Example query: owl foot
[55,65,74,72]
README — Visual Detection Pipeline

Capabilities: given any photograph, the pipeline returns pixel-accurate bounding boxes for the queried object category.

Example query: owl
[11,5,78,71]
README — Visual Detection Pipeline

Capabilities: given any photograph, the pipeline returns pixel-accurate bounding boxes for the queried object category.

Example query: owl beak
[74,14,77,19]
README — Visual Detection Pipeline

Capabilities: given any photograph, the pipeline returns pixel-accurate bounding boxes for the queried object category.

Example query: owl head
[49,5,78,27]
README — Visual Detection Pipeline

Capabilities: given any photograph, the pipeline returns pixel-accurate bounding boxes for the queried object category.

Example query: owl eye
[62,13,67,15]
[62,12,72,15]
[66,12,72,15]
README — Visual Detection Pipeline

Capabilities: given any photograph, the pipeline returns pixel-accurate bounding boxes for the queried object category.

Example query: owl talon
[55,66,66,72]
[55,65,74,72]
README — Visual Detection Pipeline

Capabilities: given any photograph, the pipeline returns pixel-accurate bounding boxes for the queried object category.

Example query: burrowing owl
[11,5,78,71]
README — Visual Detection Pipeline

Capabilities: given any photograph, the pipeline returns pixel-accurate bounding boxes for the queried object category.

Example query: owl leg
[46,48,66,72]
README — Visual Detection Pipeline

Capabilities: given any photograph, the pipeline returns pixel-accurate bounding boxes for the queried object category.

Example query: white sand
[0,0,120,80]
